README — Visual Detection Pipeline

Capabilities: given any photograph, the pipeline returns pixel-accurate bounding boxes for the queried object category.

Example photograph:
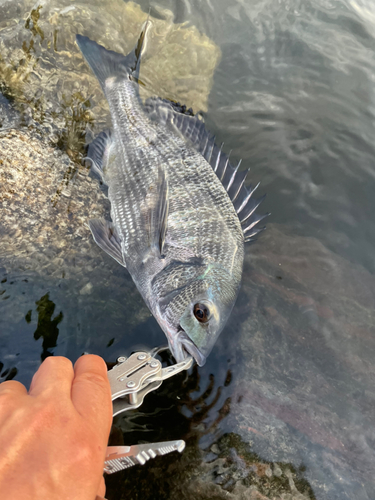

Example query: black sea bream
[76,27,267,366]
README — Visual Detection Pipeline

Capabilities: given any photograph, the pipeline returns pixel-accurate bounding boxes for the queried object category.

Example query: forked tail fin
[76,20,149,90]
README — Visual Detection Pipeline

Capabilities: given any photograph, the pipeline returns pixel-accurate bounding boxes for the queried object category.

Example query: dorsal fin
[143,97,269,241]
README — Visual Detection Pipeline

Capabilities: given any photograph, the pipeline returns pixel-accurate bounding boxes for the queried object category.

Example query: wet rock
[0,128,152,376]
[211,443,221,455]
[0,0,221,160]
[226,224,375,500]
[273,464,283,477]
[264,467,272,478]
[102,224,375,500]
[0,91,19,129]
[0,128,108,279]
[203,451,218,462]
[214,457,228,475]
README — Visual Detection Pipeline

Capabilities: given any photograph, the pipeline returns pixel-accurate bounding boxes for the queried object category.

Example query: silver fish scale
[104,79,243,280]
[75,33,258,364]
[98,76,245,359]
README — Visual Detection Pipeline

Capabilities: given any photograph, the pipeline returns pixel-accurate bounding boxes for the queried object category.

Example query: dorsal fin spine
[214,143,224,172]
[202,136,209,156]
[226,159,242,191]
[240,195,265,224]
[237,182,260,214]
[244,225,267,240]
[220,150,231,182]
[243,212,269,233]
[231,169,249,203]
[206,136,215,163]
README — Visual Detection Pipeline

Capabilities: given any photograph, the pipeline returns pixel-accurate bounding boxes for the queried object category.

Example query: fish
[76,24,267,366]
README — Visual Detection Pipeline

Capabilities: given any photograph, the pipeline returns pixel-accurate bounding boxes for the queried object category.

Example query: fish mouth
[170,327,206,367]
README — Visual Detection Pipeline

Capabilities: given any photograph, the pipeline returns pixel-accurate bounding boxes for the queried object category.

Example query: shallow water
[1,1,375,499]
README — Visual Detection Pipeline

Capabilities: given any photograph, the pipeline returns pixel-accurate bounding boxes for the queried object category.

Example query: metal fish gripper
[103,347,193,474]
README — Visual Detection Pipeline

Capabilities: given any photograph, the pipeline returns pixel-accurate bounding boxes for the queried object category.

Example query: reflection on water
[0,362,17,381]
[1,0,375,499]
[33,293,63,361]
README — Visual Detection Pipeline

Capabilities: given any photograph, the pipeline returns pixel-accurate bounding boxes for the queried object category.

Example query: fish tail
[76,19,149,89]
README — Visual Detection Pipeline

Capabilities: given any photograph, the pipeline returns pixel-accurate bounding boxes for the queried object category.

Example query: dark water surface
[1,0,375,499]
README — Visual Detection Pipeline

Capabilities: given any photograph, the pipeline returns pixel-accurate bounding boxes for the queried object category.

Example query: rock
[0,128,152,380]
[0,128,108,279]
[226,224,375,500]
[0,92,19,129]
[264,467,272,478]
[214,458,229,475]
[102,224,375,500]
[211,443,221,455]
[273,464,283,477]
[0,0,221,160]
[79,282,93,295]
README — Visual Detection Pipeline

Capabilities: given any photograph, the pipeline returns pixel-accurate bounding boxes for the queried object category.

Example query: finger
[97,476,106,498]
[0,380,27,397]
[71,355,112,440]
[29,356,74,397]
[0,382,27,422]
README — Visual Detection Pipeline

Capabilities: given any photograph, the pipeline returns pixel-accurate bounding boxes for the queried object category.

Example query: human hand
[0,355,113,500]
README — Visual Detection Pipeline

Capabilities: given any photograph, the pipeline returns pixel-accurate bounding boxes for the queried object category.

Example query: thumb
[71,355,113,440]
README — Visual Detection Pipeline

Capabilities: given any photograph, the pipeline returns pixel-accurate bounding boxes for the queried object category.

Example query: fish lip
[170,327,206,367]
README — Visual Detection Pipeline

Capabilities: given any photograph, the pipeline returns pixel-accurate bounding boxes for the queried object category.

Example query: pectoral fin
[89,218,126,267]
[147,166,169,258]
[84,130,113,181]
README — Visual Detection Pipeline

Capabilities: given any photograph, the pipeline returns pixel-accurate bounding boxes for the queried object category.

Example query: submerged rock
[0,127,108,278]
[225,225,375,500]
[0,91,19,129]
[1,127,374,499]
[104,371,314,500]
[0,0,221,158]
[0,127,153,379]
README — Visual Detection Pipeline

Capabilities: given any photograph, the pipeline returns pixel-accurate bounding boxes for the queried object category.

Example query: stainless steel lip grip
[108,348,193,416]
[104,347,193,473]
[104,440,186,474]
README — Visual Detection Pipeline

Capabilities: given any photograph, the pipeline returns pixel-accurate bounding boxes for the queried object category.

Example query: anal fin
[89,218,126,267]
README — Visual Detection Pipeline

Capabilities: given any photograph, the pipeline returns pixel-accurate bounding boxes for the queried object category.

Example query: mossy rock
[0,1,221,160]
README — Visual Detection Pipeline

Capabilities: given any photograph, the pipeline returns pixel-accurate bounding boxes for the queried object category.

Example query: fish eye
[193,303,210,323]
